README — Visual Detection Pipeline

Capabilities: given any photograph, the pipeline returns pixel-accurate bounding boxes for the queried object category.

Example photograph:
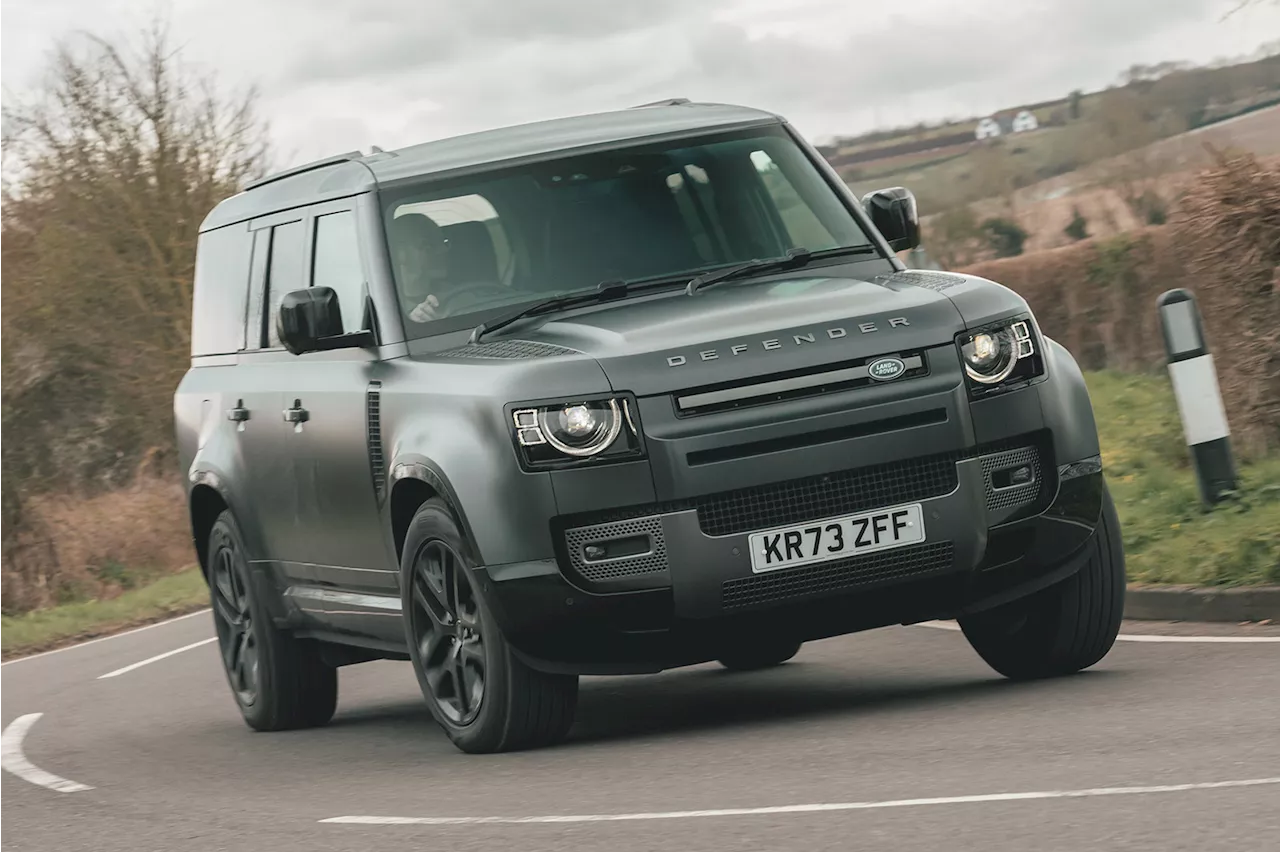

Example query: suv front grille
[554,434,1052,546]
[721,541,955,610]
[694,452,958,537]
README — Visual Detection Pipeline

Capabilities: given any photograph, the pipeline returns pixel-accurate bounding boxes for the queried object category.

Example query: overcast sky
[3,0,1278,166]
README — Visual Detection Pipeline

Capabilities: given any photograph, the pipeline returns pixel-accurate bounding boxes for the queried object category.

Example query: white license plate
[748,503,926,573]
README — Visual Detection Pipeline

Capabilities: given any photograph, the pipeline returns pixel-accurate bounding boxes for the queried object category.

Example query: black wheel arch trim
[187,467,266,579]
[389,456,484,563]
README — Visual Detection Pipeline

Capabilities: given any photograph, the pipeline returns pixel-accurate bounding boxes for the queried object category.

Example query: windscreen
[381,125,877,337]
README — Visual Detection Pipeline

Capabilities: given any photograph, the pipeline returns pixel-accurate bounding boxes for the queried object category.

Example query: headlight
[510,396,642,468]
[956,317,1042,391]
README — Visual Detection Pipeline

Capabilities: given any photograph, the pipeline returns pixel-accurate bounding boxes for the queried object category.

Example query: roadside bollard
[1155,288,1238,507]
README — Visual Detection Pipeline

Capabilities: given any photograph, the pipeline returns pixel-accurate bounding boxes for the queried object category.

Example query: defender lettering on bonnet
[666,317,911,367]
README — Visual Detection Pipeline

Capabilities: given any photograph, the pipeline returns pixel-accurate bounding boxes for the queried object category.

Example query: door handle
[283,399,310,424]
[226,400,250,422]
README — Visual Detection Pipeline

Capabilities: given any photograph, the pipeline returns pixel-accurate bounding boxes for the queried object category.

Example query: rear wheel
[717,639,802,671]
[958,483,1125,680]
[401,498,578,753]
[207,510,337,731]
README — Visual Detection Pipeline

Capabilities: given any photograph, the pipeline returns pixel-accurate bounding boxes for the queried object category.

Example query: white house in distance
[1011,109,1039,132]
[974,116,1002,140]
[974,109,1040,140]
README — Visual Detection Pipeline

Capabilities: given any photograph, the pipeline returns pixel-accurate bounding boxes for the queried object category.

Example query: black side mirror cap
[861,187,921,252]
[277,286,373,355]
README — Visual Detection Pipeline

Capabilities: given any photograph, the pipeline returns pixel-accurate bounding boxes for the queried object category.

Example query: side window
[311,211,367,333]
[264,219,305,348]
[190,224,253,356]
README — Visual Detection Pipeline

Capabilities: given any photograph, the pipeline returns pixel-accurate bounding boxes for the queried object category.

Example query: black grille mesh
[872,270,964,292]
[434,339,578,359]
[563,516,667,583]
[722,541,955,610]
[980,446,1043,514]
[696,453,958,537]
[554,436,1052,541]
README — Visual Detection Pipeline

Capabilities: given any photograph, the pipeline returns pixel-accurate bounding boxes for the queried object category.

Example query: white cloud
[3,0,1277,165]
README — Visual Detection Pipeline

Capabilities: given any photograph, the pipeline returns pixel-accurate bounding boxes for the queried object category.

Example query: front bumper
[477,341,1106,674]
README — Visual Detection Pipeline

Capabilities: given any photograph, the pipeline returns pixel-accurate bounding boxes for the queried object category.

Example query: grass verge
[1,566,208,660]
[1087,370,1280,587]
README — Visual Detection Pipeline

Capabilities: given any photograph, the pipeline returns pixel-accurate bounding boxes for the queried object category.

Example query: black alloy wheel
[210,525,259,707]
[205,509,337,731]
[399,498,579,753]
[409,539,487,726]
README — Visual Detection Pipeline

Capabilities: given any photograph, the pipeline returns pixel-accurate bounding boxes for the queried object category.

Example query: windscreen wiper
[684,245,878,296]
[468,279,629,344]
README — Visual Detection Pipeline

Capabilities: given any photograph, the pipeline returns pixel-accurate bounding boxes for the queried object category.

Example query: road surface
[4,610,1278,851]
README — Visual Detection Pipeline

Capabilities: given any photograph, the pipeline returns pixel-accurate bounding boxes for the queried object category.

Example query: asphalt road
[3,611,1278,852]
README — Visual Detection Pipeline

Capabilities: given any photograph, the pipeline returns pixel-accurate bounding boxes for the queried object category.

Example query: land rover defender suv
[175,99,1124,754]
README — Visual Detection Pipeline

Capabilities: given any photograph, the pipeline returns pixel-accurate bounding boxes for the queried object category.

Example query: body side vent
[367,381,386,504]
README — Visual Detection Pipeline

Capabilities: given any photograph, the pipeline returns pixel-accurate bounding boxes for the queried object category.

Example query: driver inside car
[388,212,451,323]
[388,211,514,324]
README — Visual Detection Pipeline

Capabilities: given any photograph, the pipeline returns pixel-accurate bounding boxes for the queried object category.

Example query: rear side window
[190,224,253,356]
[311,211,367,333]
[264,220,305,348]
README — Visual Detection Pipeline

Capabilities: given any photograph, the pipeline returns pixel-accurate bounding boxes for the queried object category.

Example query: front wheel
[401,498,578,753]
[958,482,1125,680]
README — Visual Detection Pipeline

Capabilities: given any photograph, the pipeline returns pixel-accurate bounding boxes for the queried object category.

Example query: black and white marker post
[1156,288,1238,507]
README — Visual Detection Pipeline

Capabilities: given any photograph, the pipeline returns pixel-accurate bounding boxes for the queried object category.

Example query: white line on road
[97,637,217,679]
[1,713,93,793]
[320,776,1280,826]
[1,608,212,667]
[913,620,1280,643]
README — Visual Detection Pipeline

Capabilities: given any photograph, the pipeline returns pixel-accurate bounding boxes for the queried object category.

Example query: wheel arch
[187,469,265,582]
[389,459,481,564]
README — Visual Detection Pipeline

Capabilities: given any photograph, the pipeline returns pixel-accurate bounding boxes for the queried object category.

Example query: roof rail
[629,97,691,108]
[243,150,365,191]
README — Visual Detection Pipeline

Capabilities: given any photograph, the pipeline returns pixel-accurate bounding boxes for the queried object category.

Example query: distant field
[848,104,1280,233]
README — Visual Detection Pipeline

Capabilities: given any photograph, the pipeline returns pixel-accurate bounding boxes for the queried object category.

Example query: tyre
[717,639,802,671]
[401,498,578,753]
[958,482,1125,680]
[207,510,338,731]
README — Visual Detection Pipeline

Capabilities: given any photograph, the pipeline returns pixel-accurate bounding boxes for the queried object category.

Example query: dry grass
[961,149,1280,456]
[919,106,1280,252]
[1,473,192,614]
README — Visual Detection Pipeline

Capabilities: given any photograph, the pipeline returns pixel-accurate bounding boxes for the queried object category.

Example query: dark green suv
[175,98,1124,753]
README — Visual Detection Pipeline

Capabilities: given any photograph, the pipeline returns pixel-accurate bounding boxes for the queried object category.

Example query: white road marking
[96,637,218,679]
[913,620,1280,643]
[1,713,93,793]
[1,608,212,667]
[321,776,1280,825]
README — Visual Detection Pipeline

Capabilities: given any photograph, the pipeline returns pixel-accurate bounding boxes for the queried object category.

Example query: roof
[366,100,784,185]
[200,100,785,232]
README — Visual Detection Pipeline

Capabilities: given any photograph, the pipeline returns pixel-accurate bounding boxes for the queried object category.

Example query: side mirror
[277,286,374,355]
[861,187,920,252]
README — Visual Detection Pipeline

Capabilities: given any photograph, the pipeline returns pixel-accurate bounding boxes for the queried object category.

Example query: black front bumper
[479,457,1105,676]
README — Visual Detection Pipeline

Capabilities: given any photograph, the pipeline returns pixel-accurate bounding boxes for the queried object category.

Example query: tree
[1064,207,1090,241]
[1068,90,1083,120]
[981,217,1028,257]
[1,16,273,494]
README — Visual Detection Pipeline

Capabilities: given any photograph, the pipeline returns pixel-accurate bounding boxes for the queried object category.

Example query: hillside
[825,50,1280,214]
